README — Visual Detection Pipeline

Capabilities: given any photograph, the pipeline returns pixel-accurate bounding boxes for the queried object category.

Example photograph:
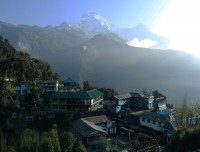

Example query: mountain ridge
[0,11,169,49]
[0,12,200,103]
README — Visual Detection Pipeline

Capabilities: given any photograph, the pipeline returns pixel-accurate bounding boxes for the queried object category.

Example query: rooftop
[37,80,58,83]
[70,115,108,137]
[63,78,76,83]
[114,93,132,100]
[82,115,108,124]
[140,111,169,123]
[50,89,103,99]
[129,110,149,117]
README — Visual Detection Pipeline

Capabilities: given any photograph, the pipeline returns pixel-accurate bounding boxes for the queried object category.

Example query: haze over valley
[0,11,200,104]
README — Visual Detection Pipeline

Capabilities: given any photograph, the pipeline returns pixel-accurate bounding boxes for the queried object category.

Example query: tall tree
[73,140,87,152]
[59,131,75,152]
[49,124,61,152]
[83,80,96,91]
[99,137,108,152]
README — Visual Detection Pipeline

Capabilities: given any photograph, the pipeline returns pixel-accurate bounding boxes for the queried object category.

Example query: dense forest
[0,34,59,119]
[0,35,59,83]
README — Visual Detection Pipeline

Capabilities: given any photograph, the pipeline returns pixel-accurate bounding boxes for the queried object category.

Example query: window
[147,119,150,123]
[159,122,162,127]
[153,121,156,124]
[142,118,145,122]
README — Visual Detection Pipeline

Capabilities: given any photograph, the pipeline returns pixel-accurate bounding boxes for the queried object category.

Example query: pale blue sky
[0,0,169,28]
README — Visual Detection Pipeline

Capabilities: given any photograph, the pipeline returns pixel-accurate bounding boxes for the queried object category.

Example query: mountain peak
[82,11,103,20]
[80,11,114,37]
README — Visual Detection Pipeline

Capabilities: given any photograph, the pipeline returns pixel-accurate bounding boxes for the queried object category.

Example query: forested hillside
[0,35,59,124]
[0,35,59,84]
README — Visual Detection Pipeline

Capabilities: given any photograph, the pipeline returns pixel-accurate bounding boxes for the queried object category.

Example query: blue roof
[63,78,76,83]
[158,109,173,116]
[16,85,28,91]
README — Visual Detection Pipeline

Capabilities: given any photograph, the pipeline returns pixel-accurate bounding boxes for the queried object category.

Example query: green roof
[50,89,103,99]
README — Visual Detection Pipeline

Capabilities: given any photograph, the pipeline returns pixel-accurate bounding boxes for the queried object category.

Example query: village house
[15,85,29,101]
[36,80,59,93]
[129,93,154,111]
[16,85,29,95]
[49,89,103,117]
[62,78,79,91]
[139,111,177,134]
[70,115,116,145]
[108,93,132,113]
[107,92,154,113]
[153,96,167,111]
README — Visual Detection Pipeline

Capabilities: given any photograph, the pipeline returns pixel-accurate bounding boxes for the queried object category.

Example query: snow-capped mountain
[78,11,169,49]
[0,11,169,50]
[56,11,114,38]
[79,11,114,37]
[56,11,168,49]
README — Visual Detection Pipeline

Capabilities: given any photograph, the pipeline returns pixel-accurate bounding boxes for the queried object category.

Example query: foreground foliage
[0,125,86,152]
[0,35,59,83]
[168,126,200,152]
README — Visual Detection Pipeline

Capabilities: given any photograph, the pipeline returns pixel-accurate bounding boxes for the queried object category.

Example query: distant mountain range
[0,11,200,104]
[56,11,169,49]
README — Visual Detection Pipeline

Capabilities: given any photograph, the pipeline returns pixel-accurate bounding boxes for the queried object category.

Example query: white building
[140,111,177,133]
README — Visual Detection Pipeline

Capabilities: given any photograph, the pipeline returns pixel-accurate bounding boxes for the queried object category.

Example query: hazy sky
[0,0,168,28]
[1,0,200,57]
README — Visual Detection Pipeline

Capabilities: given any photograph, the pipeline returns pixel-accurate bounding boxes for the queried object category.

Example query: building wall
[158,101,167,111]
[37,80,59,93]
[50,98,91,112]
[129,96,154,110]
[117,98,130,106]
[140,118,164,132]
[50,96,103,113]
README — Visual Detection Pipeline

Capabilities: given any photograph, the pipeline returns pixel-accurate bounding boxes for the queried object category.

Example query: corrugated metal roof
[82,115,108,124]
[114,93,132,100]
[87,89,103,99]
[140,111,169,123]
[50,89,103,99]
[70,118,106,137]
[129,110,148,116]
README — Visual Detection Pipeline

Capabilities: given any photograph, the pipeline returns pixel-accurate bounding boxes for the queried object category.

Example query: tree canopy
[0,35,59,83]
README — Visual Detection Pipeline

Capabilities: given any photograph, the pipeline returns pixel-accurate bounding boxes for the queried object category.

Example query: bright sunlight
[153,0,200,57]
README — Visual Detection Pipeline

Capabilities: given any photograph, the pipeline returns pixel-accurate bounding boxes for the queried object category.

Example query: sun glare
[153,0,200,58]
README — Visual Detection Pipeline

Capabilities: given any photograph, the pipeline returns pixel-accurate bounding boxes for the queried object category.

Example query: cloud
[18,41,31,52]
[127,38,157,48]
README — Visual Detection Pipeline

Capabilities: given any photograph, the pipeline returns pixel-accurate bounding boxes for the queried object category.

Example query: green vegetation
[73,140,87,152]
[2,34,200,151]
[99,137,108,152]
[83,80,118,99]
[0,125,86,152]
[168,100,200,152]
[168,126,200,152]
[99,88,118,100]
[0,35,60,129]
[0,35,58,83]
